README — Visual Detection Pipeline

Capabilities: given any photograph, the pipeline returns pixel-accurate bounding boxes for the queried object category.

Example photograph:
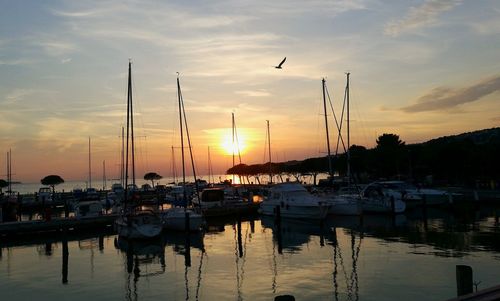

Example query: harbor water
[1,204,500,300]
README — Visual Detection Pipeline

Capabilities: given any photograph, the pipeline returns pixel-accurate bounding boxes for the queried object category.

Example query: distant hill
[227,127,500,186]
[424,127,500,145]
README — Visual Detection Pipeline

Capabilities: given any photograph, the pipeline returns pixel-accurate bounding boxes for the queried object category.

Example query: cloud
[235,90,271,97]
[469,17,500,35]
[0,58,35,65]
[384,0,462,37]
[39,41,77,57]
[401,75,500,113]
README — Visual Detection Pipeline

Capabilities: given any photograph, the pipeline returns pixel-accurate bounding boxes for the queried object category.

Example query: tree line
[227,128,500,187]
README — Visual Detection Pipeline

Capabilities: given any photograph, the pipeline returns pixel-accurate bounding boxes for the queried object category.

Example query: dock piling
[456,265,473,297]
[185,211,190,233]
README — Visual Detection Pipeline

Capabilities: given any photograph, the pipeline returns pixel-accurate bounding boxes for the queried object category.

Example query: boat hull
[114,215,163,239]
[260,201,329,219]
[160,208,204,231]
[361,197,406,214]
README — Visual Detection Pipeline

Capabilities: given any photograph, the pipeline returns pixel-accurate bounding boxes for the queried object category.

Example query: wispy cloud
[235,90,271,97]
[0,58,35,65]
[402,75,500,113]
[469,16,500,35]
[384,0,462,37]
[39,41,77,57]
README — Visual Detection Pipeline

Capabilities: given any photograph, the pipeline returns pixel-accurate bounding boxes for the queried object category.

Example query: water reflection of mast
[332,227,339,301]
[331,228,362,301]
[120,238,165,301]
[349,230,362,301]
[195,249,205,301]
[233,218,249,301]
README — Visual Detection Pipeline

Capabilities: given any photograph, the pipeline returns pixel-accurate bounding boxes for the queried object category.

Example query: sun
[221,133,247,156]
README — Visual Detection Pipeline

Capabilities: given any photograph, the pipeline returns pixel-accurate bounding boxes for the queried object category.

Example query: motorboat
[191,187,257,217]
[160,207,204,231]
[192,188,245,209]
[74,200,103,218]
[114,207,163,239]
[377,181,453,207]
[360,182,406,213]
[326,194,362,215]
[260,182,330,219]
[38,187,53,204]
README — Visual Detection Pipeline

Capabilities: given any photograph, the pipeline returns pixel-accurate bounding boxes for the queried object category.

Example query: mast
[177,74,200,203]
[88,137,92,189]
[346,72,351,189]
[121,126,124,187]
[267,120,272,184]
[130,65,136,186]
[125,61,132,204]
[177,75,186,204]
[207,146,213,185]
[7,149,12,195]
[102,160,106,190]
[322,78,333,179]
[171,146,177,184]
[232,112,235,184]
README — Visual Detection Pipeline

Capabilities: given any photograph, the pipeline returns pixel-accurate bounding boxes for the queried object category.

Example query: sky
[1,0,499,183]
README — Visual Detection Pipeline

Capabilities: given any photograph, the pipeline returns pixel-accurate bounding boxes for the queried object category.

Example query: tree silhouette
[144,172,162,187]
[375,134,406,178]
[41,175,65,194]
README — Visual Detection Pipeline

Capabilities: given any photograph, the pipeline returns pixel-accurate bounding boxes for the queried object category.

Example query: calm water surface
[1,206,500,300]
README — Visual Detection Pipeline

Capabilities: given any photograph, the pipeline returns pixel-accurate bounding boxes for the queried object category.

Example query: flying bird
[274,57,286,69]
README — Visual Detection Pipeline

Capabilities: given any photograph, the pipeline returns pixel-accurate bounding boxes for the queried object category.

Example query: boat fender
[286,203,289,210]
[280,201,284,208]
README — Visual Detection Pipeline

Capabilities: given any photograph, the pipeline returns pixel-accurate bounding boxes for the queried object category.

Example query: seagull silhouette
[274,57,286,69]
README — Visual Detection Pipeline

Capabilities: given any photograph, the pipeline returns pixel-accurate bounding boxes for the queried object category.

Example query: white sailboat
[360,182,406,213]
[114,61,162,239]
[317,76,362,215]
[160,74,203,231]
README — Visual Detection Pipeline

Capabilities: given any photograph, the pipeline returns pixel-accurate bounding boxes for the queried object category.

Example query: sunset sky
[1,0,499,183]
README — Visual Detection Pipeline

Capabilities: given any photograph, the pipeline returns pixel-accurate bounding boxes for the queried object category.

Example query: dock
[0,214,117,236]
[447,284,500,301]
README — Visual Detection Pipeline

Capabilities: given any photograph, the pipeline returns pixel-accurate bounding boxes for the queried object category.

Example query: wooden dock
[0,214,118,236]
[447,284,500,301]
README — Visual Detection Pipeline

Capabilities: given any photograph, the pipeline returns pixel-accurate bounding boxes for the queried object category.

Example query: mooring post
[98,235,104,251]
[185,211,190,233]
[359,201,364,226]
[275,205,281,225]
[64,197,69,218]
[275,205,283,254]
[456,265,473,297]
[126,240,134,274]
[62,229,69,284]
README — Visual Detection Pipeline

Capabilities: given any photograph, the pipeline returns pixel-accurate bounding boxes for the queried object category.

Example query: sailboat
[114,61,163,239]
[341,74,405,214]
[317,76,362,215]
[160,74,204,231]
